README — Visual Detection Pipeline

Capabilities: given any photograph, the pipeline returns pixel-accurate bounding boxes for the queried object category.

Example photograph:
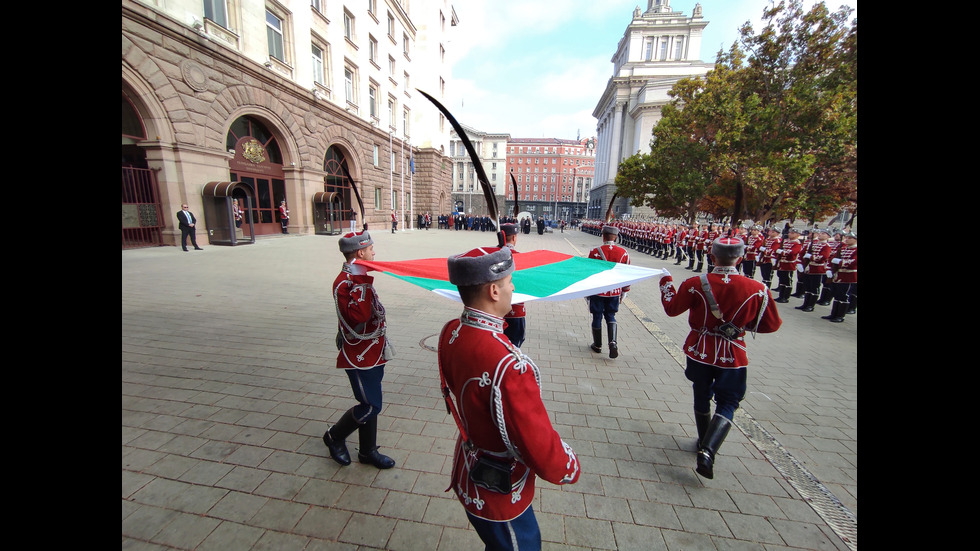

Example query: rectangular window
[674,36,684,60]
[205,0,228,28]
[311,0,321,12]
[388,55,396,76]
[659,37,668,60]
[645,38,653,61]
[403,108,410,137]
[369,85,378,118]
[345,67,355,104]
[368,0,377,17]
[374,186,382,209]
[388,98,396,129]
[266,10,285,61]
[344,11,354,42]
[403,33,410,56]
[387,12,395,38]
[373,144,380,167]
[369,36,378,64]
[312,44,324,84]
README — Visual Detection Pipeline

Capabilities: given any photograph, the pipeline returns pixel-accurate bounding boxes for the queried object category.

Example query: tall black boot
[816,286,833,306]
[822,300,847,322]
[607,322,619,359]
[695,259,703,272]
[795,293,816,312]
[358,416,395,469]
[774,283,790,303]
[590,327,602,353]
[694,410,711,448]
[323,409,360,466]
[686,255,696,270]
[696,414,732,479]
[791,280,805,298]
[846,295,857,314]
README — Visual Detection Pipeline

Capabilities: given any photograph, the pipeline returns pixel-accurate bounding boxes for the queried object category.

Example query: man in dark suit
[177,204,203,251]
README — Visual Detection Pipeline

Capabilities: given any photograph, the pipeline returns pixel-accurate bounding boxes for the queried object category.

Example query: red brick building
[505,137,595,222]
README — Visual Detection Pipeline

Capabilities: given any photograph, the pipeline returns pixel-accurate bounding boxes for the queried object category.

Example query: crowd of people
[579,218,857,322]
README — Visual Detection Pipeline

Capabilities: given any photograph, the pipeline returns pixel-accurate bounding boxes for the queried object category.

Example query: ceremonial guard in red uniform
[439,246,580,550]
[796,228,833,312]
[792,231,817,298]
[675,225,689,265]
[501,224,526,348]
[741,225,764,279]
[704,223,720,273]
[758,227,781,289]
[391,210,398,233]
[773,227,802,303]
[691,225,708,272]
[823,231,857,322]
[659,238,782,479]
[278,200,289,233]
[817,230,843,306]
[587,225,631,358]
[322,230,396,470]
[684,224,698,269]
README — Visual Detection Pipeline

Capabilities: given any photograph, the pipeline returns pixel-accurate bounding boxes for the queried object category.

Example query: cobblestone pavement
[123,226,857,550]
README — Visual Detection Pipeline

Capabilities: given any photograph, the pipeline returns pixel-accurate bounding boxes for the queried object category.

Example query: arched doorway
[122,90,165,249]
[227,116,286,236]
[324,145,357,232]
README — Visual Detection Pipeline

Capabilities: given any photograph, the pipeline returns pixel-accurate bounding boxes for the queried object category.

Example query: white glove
[662,268,671,279]
[775,249,784,255]
[796,264,803,273]
[348,260,368,276]
[831,258,842,265]
[759,246,766,252]
[804,253,812,259]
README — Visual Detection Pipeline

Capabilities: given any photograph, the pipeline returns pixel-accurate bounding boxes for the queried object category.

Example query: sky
[444,0,857,140]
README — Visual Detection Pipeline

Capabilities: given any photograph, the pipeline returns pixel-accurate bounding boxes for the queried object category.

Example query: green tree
[613,1,856,229]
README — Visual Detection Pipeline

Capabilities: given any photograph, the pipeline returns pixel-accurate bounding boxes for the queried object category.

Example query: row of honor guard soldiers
[580,219,857,323]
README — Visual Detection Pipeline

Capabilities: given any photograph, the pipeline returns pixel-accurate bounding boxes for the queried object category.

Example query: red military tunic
[759,235,781,264]
[333,265,389,369]
[438,308,580,521]
[660,267,783,367]
[744,233,763,262]
[803,239,832,275]
[776,240,802,272]
[833,244,857,284]
[588,241,631,297]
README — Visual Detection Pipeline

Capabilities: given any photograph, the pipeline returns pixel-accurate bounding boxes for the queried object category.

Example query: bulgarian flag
[358,250,666,303]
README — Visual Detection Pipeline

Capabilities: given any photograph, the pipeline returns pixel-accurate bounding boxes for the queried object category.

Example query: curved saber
[510,171,519,218]
[417,89,503,247]
[338,158,367,231]
[605,192,619,224]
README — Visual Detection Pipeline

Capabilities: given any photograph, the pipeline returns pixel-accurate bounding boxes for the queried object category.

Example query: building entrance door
[226,116,286,236]
[231,174,285,236]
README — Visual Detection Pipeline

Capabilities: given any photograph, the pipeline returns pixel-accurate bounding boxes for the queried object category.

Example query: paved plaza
[122,226,857,550]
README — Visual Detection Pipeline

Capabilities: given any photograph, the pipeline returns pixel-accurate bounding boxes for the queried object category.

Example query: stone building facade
[590,0,713,221]
[122,0,456,248]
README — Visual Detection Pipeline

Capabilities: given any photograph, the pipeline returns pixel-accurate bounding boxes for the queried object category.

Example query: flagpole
[400,135,406,231]
[389,129,393,221]
[409,138,414,233]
